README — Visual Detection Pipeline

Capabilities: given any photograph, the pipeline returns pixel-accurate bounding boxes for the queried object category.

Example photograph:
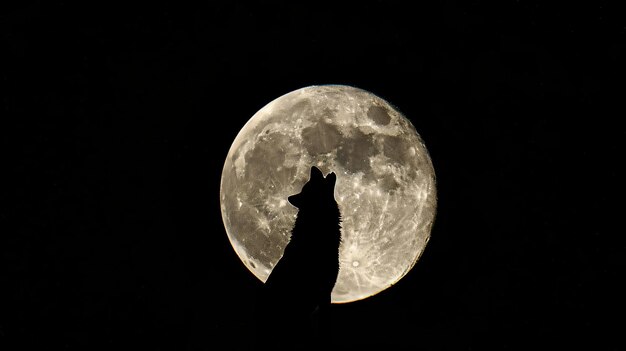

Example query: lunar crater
[367,105,392,125]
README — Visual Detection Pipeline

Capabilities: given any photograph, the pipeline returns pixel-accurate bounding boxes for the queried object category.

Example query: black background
[2,1,624,350]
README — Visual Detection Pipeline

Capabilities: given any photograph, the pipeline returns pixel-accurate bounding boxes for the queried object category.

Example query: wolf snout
[288,194,300,207]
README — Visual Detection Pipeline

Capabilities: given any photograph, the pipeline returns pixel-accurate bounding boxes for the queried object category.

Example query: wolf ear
[310,166,324,180]
[325,172,337,187]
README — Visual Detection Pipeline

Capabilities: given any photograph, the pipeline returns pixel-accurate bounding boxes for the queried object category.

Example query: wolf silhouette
[254,166,342,345]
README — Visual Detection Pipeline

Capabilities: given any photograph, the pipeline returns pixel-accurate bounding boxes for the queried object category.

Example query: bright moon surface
[220,85,437,303]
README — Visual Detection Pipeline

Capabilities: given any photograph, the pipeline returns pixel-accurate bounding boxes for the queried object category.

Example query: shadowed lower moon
[220,85,437,303]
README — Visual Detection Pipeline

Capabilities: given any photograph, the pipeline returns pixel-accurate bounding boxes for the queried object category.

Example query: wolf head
[288,166,337,209]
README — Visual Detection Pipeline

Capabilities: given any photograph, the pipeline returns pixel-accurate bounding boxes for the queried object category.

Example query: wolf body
[254,166,342,345]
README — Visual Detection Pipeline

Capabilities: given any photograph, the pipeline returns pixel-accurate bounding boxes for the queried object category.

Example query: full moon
[220,85,437,303]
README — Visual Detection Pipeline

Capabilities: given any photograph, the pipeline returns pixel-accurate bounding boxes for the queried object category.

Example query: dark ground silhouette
[253,166,342,346]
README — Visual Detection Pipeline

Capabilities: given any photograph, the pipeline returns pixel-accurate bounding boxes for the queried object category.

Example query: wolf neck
[290,204,342,245]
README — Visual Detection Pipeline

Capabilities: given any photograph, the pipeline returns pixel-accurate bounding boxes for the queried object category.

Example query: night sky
[3,1,623,350]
